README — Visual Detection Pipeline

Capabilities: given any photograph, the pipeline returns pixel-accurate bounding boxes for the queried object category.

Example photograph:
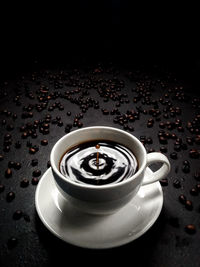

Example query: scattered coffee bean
[160,178,168,186]
[23,213,31,222]
[189,149,199,159]
[7,237,18,249]
[32,169,41,177]
[185,200,193,210]
[170,152,177,159]
[32,177,39,185]
[0,184,5,193]
[173,179,181,188]
[179,194,187,204]
[20,178,29,188]
[6,191,15,202]
[13,210,23,220]
[190,187,198,196]
[14,162,21,170]
[41,139,48,146]
[185,224,196,234]
[5,168,12,178]
[47,160,51,168]
[0,154,4,161]
[8,161,15,168]
[31,159,38,166]
[195,184,200,192]
[194,171,200,181]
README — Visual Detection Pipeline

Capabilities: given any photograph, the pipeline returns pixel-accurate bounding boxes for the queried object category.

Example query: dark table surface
[0,59,200,267]
[1,2,200,266]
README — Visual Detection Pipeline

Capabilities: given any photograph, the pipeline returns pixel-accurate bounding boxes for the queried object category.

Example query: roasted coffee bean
[15,141,21,148]
[5,168,12,178]
[196,184,200,192]
[13,210,23,220]
[0,184,5,192]
[31,159,38,166]
[185,200,193,210]
[179,194,187,204]
[23,213,30,222]
[190,187,198,196]
[41,139,48,146]
[32,169,41,177]
[29,147,36,154]
[194,171,200,181]
[6,191,15,202]
[3,145,10,152]
[8,161,15,168]
[160,146,167,153]
[7,237,18,249]
[0,154,4,161]
[189,149,199,159]
[170,152,177,159]
[32,177,39,185]
[47,160,51,168]
[182,165,190,173]
[160,178,168,186]
[20,178,29,188]
[14,162,21,170]
[185,224,196,234]
[67,111,71,116]
[173,179,181,188]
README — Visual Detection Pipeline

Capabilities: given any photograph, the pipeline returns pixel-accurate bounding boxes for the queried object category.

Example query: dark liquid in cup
[59,140,138,186]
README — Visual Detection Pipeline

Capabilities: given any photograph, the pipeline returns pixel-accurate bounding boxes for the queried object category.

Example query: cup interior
[51,126,146,183]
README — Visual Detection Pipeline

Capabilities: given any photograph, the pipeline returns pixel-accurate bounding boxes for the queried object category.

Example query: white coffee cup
[51,126,170,215]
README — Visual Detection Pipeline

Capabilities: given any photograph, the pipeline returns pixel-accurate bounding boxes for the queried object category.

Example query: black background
[0,1,200,267]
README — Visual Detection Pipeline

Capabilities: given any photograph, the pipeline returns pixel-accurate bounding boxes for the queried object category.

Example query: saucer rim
[35,167,163,249]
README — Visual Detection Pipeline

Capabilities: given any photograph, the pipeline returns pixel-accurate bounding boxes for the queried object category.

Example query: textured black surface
[1,2,200,267]
[0,60,200,267]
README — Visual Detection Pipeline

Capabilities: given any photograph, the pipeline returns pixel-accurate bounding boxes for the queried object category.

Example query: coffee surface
[59,140,138,185]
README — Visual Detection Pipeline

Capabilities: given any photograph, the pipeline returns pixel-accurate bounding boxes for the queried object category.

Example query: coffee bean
[8,161,15,168]
[190,187,198,196]
[13,210,23,220]
[170,152,177,159]
[7,237,18,249]
[23,213,31,222]
[0,154,4,161]
[20,178,29,188]
[6,191,15,202]
[185,200,193,210]
[31,159,38,167]
[160,178,168,186]
[67,111,71,116]
[15,141,21,148]
[29,147,36,154]
[194,171,200,181]
[189,149,199,159]
[32,177,39,185]
[32,169,41,177]
[5,168,12,178]
[173,179,181,188]
[185,224,196,234]
[196,184,200,192]
[41,139,48,146]
[14,162,21,170]
[0,184,5,192]
[179,194,187,204]
[182,165,190,173]
[47,160,51,168]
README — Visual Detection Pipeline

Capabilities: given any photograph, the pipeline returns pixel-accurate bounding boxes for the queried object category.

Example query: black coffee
[59,140,138,186]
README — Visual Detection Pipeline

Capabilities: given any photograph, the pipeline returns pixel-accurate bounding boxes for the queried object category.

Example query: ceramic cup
[51,126,170,215]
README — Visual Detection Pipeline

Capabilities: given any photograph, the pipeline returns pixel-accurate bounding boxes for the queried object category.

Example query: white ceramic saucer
[35,167,163,249]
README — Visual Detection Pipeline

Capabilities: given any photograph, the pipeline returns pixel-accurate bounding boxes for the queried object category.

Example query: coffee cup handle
[142,152,171,186]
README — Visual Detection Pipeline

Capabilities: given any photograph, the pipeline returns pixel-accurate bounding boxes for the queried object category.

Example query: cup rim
[50,126,147,190]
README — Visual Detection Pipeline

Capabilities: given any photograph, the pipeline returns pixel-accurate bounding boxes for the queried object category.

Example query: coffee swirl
[60,140,138,186]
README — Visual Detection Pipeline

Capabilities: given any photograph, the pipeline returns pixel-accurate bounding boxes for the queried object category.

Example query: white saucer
[35,167,163,249]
